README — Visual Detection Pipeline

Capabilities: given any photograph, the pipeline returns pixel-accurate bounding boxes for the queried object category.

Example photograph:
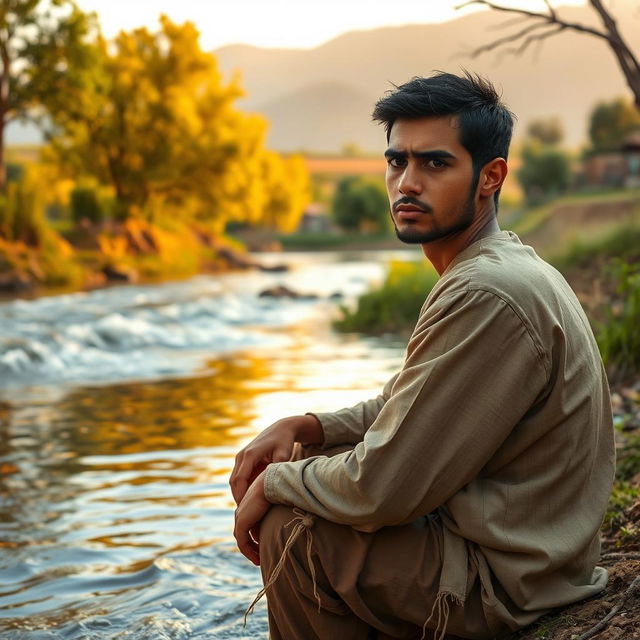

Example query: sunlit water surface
[0,251,416,639]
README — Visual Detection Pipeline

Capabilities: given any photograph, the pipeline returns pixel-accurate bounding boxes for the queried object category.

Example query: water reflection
[0,323,405,638]
[0,352,279,636]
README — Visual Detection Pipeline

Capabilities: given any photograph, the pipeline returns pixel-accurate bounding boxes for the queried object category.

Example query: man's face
[385,116,477,244]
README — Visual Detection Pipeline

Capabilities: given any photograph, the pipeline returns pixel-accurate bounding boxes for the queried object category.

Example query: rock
[217,248,254,270]
[258,263,289,273]
[102,264,138,283]
[258,285,318,300]
[0,271,34,293]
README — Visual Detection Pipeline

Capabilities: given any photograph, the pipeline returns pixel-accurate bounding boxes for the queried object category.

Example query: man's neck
[422,215,501,275]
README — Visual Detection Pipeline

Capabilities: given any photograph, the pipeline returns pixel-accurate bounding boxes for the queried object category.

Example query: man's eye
[388,157,406,168]
[426,158,448,169]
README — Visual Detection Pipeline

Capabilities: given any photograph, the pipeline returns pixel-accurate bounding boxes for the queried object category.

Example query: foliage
[517,141,571,205]
[527,117,564,146]
[589,98,640,152]
[279,231,393,251]
[0,168,48,245]
[70,181,106,225]
[334,261,438,335]
[259,152,311,233]
[553,222,640,273]
[49,16,309,232]
[332,176,390,232]
[0,170,83,288]
[596,259,640,381]
[0,0,97,190]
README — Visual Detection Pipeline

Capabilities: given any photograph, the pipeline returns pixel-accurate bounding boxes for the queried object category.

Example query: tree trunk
[0,112,5,193]
[589,0,640,110]
[0,37,9,193]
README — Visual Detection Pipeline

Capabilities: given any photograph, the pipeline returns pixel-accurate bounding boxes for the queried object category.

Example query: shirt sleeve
[264,287,548,530]
[310,372,400,448]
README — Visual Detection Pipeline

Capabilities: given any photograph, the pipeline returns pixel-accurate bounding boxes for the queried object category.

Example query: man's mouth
[393,198,431,216]
[395,209,425,222]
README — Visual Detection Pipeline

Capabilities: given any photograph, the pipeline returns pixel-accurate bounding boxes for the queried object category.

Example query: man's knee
[260,505,297,553]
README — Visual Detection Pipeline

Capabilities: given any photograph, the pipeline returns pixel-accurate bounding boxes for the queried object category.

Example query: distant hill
[215,4,636,153]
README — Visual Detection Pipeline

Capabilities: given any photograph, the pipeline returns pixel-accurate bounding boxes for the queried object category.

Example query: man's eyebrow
[384,149,457,160]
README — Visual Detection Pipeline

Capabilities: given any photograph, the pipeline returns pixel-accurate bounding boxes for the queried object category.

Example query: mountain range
[214,3,636,153]
[7,4,635,153]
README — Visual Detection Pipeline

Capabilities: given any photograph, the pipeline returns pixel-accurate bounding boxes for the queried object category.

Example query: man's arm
[229,371,399,504]
[263,288,548,530]
[311,371,400,448]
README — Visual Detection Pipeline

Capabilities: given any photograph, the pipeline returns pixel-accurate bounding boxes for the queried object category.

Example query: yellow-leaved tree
[49,15,309,234]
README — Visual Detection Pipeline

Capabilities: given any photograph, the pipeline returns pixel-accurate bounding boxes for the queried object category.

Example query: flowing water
[0,251,415,639]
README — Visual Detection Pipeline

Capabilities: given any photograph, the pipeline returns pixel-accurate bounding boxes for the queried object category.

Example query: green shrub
[332,176,390,232]
[517,142,572,206]
[597,259,640,381]
[334,261,438,335]
[553,224,640,272]
[0,175,48,246]
[70,184,105,224]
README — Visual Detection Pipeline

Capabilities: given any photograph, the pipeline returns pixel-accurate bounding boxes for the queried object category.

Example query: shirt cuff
[264,462,285,504]
[306,411,352,448]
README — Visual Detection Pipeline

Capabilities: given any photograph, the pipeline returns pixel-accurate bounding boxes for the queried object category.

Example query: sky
[7,0,588,143]
[75,0,587,51]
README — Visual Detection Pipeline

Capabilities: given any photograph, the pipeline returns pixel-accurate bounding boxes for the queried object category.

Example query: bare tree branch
[458,0,612,40]
[456,0,640,109]
[462,21,550,57]
[505,24,566,58]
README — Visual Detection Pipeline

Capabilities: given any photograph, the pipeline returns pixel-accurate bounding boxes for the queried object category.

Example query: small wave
[0,257,389,389]
[0,292,312,388]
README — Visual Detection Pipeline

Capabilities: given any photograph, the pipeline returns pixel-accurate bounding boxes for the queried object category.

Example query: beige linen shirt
[264,231,615,633]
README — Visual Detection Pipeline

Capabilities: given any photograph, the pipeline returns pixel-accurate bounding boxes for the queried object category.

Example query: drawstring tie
[244,508,321,625]
[420,590,464,640]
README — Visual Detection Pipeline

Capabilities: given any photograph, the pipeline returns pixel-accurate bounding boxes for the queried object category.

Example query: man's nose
[398,166,422,196]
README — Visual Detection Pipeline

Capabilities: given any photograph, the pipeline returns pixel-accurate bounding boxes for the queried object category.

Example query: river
[0,251,417,639]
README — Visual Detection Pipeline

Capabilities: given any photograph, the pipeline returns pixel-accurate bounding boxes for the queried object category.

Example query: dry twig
[575,576,640,640]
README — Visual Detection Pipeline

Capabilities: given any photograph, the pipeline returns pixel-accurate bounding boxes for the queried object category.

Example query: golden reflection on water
[54,353,275,457]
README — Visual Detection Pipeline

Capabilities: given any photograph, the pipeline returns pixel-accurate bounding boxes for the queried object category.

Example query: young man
[230,72,615,639]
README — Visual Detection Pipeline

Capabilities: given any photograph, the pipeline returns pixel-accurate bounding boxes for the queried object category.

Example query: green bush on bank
[70,184,105,224]
[334,261,438,335]
[552,223,640,273]
[0,174,49,246]
[597,259,640,382]
[551,222,640,381]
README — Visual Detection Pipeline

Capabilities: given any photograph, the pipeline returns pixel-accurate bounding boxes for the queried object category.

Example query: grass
[278,231,396,251]
[334,260,438,335]
[509,187,640,241]
[595,260,640,381]
[551,223,640,272]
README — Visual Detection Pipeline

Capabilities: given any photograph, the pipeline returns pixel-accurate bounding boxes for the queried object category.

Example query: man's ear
[478,158,508,198]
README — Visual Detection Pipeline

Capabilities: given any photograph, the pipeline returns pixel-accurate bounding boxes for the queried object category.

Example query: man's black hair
[372,71,515,207]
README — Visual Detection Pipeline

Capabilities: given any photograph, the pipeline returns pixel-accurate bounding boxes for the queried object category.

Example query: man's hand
[234,471,270,565]
[230,414,323,504]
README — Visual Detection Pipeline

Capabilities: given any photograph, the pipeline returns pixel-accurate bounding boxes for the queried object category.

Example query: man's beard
[392,187,476,245]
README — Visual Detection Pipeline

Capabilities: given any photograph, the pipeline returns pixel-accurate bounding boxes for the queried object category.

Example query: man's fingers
[272,446,292,463]
[230,452,255,504]
[235,524,260,565]
[231,478,248,505]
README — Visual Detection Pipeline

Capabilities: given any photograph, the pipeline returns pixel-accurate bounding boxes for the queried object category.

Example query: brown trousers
[256,445,499,640]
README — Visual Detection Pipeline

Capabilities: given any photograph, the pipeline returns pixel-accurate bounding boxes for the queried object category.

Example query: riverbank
[0,218,291,299]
